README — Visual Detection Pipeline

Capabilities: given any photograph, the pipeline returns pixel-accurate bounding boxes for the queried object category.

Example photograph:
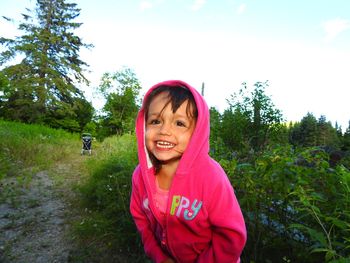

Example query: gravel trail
[0,170,78,263]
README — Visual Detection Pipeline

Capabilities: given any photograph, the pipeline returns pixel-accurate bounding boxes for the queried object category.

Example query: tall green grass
[75,134,148,262]
[0,119,80,179]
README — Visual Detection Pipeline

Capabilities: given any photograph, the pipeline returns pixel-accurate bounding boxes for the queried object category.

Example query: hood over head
[136,80,209,175]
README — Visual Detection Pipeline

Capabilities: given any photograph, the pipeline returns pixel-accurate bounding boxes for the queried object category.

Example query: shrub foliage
[222,146,350,262]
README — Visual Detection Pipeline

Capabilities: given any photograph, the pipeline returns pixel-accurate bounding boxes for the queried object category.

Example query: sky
[1,0,350,130]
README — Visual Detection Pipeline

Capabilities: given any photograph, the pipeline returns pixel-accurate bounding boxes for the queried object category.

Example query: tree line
[209,81,350,160]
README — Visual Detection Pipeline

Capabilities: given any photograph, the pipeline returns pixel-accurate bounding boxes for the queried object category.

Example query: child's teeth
[157,141,174,148]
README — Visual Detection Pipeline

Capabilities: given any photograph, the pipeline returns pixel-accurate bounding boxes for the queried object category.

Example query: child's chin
[158,156,181,164]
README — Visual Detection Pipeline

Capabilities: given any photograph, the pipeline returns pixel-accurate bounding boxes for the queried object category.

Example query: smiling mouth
[156,141,175,149]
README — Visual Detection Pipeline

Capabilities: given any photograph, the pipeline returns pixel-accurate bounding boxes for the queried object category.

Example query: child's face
[145,92,196,165]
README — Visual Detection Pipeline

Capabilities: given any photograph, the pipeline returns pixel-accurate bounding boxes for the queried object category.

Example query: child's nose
[159,123,171,135]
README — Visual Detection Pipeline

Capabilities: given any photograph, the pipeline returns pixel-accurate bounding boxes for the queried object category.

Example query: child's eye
[176,121,186,127]
[149,119,160,125]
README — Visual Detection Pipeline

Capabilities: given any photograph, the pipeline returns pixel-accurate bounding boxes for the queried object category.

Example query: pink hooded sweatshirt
[130,80,246,263]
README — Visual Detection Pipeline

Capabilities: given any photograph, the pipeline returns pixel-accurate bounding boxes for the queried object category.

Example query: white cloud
[191,0,206,11]
[323,18,350,42]
[139,1,153,11]
[237,3,246,15]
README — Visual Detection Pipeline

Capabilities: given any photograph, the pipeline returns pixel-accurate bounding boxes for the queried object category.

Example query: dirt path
[0,155,88,262]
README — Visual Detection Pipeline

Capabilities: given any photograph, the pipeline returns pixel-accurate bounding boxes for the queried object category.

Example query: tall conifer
[0,0,93,129]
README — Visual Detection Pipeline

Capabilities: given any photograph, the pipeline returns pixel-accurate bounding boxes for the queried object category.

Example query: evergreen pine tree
[316,115,340,148]
[0,0,93,130]
[226,81,284,152]
[299,112,318,147]
[342,121,350,151]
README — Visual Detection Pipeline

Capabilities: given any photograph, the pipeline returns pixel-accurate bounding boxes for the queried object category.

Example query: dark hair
[144,85,198,173]
[144,85,198,121]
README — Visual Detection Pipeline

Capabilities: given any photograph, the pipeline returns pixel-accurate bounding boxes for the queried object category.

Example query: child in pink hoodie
[130,80,246,263]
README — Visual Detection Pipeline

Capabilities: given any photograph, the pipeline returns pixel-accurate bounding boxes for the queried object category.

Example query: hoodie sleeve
[130,167,169,263]
[197,170,247,263]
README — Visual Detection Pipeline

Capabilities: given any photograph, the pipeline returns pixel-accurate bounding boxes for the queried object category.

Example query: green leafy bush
[222,145,350,262]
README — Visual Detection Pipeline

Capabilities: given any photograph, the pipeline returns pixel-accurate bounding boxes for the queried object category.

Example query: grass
[0,119,83,211]
[0,119,81,180]
[73,133,148,262]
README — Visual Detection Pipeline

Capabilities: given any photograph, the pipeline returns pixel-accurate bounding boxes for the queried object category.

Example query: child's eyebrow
[147,112,161,118]
[174,112,189,119]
